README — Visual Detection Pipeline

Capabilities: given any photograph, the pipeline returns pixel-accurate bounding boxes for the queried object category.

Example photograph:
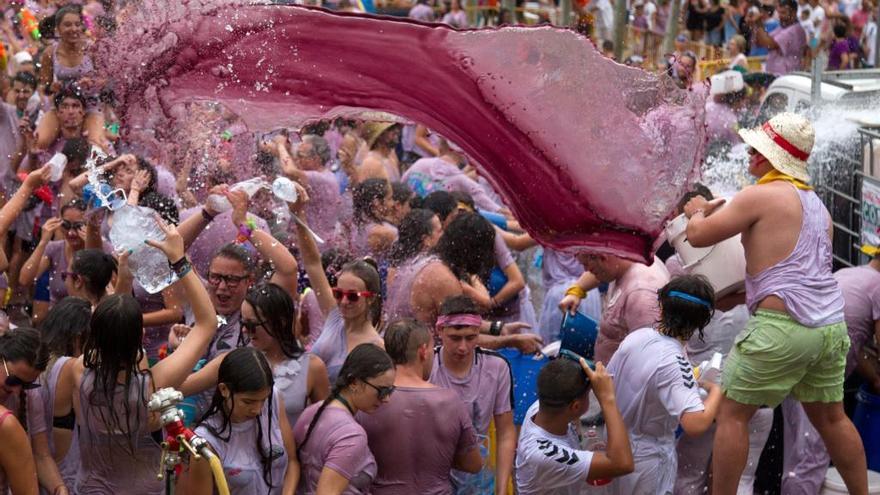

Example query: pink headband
[436,313,483,330]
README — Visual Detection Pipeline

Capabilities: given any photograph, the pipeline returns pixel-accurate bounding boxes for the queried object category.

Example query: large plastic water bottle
[109,205,178,294]
[205,178,269,213]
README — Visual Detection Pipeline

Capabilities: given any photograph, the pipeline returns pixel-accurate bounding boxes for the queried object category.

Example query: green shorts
[722,309,850,408]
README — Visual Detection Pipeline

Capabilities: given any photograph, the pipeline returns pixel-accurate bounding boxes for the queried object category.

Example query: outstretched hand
[144,213,185,263]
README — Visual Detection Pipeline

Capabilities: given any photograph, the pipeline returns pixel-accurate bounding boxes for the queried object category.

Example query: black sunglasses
[240,318,267,334]
[61,220,85,231]
[363,380,395,400]
[3,359,40,390]
[207,272,250,288]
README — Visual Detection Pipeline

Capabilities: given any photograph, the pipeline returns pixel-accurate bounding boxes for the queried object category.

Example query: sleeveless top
[349,221,398,260]
[311,309,382,383]
[195,386,289,495]
[134,280,172,362]
[274,354,311,428]
[44,240,70,303]
[53,43,95,84]
[745,187,845,327]
[77,370,163,495]
[384,254,439,324]
[41,357,80,492]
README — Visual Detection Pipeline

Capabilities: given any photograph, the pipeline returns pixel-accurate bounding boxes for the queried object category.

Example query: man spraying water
[682,112,869,495]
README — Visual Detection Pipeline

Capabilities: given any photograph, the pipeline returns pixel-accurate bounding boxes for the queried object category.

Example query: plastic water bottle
[271,177,298,203]
[109,205,178,294]
[207,178,269,213]
[585,426,612,487]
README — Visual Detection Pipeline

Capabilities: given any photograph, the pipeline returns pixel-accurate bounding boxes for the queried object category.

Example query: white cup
[48,153,67,182]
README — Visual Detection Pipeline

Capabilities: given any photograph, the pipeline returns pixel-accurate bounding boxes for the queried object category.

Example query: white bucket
[663,212,747,298]
[819,467,880,494]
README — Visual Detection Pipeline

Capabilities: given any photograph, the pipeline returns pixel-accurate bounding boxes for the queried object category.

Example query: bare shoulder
[308,354,327,373]
[417,259,455,282]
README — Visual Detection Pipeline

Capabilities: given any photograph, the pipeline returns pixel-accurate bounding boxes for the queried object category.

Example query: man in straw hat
[681,112,868,495]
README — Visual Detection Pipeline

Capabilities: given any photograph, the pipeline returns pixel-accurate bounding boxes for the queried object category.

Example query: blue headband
[668,290,712,308]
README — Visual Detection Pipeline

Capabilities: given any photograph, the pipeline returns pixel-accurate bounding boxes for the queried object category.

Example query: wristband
[490,320,503,336]
[200,208,216,222]
[169,256,192,278]
[235,219,256,244]
[565,284,587,299]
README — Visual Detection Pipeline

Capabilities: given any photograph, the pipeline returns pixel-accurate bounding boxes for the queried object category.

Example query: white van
[755,69,880,124]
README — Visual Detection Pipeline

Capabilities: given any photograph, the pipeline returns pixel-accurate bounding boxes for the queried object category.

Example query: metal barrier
[812,127,876,268]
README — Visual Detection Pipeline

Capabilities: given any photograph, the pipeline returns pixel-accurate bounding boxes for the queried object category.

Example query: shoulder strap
[475,347,515,408]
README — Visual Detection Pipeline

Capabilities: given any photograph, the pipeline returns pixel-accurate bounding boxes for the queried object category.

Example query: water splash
[99,0,708,262]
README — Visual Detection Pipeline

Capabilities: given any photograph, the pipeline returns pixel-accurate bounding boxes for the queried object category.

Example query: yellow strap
[756,169,813,191]
[565,284,587,299]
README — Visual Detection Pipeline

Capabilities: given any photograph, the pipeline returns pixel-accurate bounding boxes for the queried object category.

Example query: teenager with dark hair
[294,343,395,493]
[62,248,116,306]
[0,327,66,495]
[293,194,385,383]
[348,178,398,259]
[37,297,91,493]
[181,282,331,428]
[54,217,217,494]
[386,208,441,268]
[516,358,633,493]
[181,347,300,494]
[605,275,722,494]
[429,295,515,493]
[358,319,481,493]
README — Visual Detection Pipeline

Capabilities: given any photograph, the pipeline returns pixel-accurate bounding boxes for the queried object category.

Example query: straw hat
[738,112,814,182]
[363,121,397,149]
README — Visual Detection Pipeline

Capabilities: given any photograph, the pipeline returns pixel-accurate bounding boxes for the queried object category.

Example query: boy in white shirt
[515,357,634,494]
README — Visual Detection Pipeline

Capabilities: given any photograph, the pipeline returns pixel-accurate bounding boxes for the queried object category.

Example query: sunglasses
[60,271,79,282]
[207,272,250,288]
[3,359,40,390]
[332,288,375,303]
[363,380,395,400]
[240,318,267,334]
[61,220,85,231]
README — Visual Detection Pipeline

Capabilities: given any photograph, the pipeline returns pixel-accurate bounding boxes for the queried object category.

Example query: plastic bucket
[560,311,599,360]
[854,385,880,472]
[664,212,747,297]
[497,349,548,425]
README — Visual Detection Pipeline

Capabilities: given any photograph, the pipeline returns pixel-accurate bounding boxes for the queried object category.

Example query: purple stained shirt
[356,387,479,495]
[429,349,513,436]
[827,39,851,70]
[304,169,342,246]
[401,157,503,212]
[44,240,71,303]
[409,2,435,21]
[0,102,20,192]
[765,22,807,75]
[294,403,377,495]
[834,265,880,375]
[594,259,670,364]
[300,289,326,348]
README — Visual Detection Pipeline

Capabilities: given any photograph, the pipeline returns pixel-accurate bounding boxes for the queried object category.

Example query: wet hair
[82,294,149,454]
[537,358,589,410]
[54,4,84,28]
[211,243,258,275]
[301,121,330,136]
[39,296,91,358]
[341,260,382,326]
[53,83,86,109]
[352,178,389,225]
[135,156,160,196]
[198,347,277,489]
[439,294,483,318]
[0,327,50,432]
[321,249,354,288]
[450,190,476,211]
[384,319,431,365]
[657,275,716,342]
[244,283,303,359]
[390,181,413,205]
[833,22,847,38]
[62,138,90,167]
[388,209,437,266]
[12,71,37,90]
[434,212,496,280]
[70,249,117,300]
[139,192,179,225]
[422,191,457,222]
[301,135,331,164]
[60,198,87,217]
[676,183,715,213]
[298,344,393,452]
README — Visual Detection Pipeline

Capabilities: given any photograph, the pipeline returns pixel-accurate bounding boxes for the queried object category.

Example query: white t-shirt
[863,21,877,65]
[606,328,704,442]
[515,401,594,495]
[809,5,825,33]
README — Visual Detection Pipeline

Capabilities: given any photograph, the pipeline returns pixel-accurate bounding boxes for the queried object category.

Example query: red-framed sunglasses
[331,288,375,303]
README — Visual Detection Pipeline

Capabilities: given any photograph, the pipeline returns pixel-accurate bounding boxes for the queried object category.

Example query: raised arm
[177,185,228,250]
[0,165,49,236]
[290,188,336,316]
[147,217,218,390]
[227,190,299,296]
[19,218,60,287]
[584,361,634,481]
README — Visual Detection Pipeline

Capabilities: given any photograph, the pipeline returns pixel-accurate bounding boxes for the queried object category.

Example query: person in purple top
[294,344,395,494]
[37,297,91,494]
[181,347,301,494]
[827,22,854,69]
[684,113,868,494]
[429,295,516,495]
[780,253,880,494]
[0,327,67,494]
[749,0,806,75]
[345,178,398,259]
[358,319,482,494]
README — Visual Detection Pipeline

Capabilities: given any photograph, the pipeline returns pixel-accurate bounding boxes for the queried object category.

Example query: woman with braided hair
[293,343,394,494]
[0,327,67,494]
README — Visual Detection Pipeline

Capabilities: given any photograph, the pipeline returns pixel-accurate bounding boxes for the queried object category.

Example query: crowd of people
[0,1,876,495]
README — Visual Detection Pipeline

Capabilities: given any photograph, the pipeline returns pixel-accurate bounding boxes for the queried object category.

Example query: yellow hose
[203,450,231,495]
